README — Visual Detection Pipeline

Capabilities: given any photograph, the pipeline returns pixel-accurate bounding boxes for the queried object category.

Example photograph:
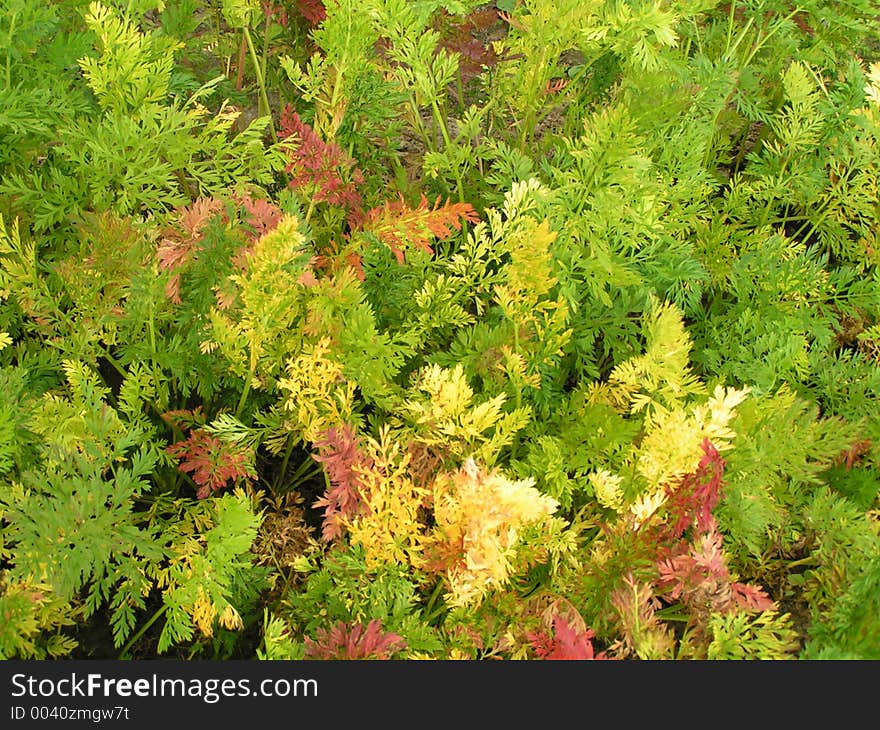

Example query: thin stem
[234,376,252,420]
[234,350,257,419]
[272,436,296,491]
[236,33,247,91]
[243,25,277,142]
[5,11,16,90]
[423,579,446,623]
[791,165,855,245]
[431,98,464,201]
[784,556,817,570]
[758,161,789,230]
[261,14,271,90]
[410,98,435,153]
[742,7,803,68]
[724,16,755,65]
[723,0,738,58]
[119,604,168,659]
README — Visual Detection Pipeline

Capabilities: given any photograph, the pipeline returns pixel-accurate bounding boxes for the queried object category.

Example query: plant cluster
[1,0,879,660]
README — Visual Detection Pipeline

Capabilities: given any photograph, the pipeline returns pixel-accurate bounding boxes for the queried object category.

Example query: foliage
[1,0,879,661]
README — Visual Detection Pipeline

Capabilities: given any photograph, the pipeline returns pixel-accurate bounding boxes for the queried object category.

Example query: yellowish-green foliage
[595,296,707,414]
[153,490,263,650]
[493,217,572,389]
[2,0,879,664]
[78,1,180,115]
[0,576,79,659]
[582,298,751,517]
[343,426,429,570]
[204,215,312,389]
[277,337,357,442]
[397,363,530,465]
[636,384,750,490]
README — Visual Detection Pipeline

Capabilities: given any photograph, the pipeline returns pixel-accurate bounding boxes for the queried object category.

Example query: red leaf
[663,438,726,540]
[527,616,606,660]
[233,192,283,241]
[656,531,729,599]
[160,407,206,431]
[311,425,372,542]
[261,1,288,26]
[294,0,325,26]
[731,582,775,612]
[278,107,364,214]
[434,8,501,82]
[836,438,872,471]
[166,427,256,499]
[304,619,406,660]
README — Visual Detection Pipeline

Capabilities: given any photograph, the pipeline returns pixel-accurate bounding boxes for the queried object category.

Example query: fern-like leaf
[311,424,371,542]
[360,194,480,264]
[166,428,257,499]
[278,106,364,215]
[303,619,406,660]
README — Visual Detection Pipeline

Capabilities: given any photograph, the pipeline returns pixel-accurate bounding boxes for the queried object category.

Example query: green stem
[423,579,446,623]
[273,436,296,491]
[758,159,789,230]
[243,25,277,143]
[235,349,257,419]
[261,14,271,89]
[148,303,156,358]
[784,556,817,570]
[234,374,253,420]
[119,604,168,659]
[791,165,855,244]
[741,7,803,68]
[5,12,16,90]
[431,98,464,201]
[410,98,434,153]
[723,0,738,58]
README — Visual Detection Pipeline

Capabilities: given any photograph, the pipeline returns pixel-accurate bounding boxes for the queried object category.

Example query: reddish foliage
[158,195,284,306]
[161,407,207,432]
[655,532,733,617]
[311,238,366,281]
[656,532,728,599]
[311,425,372,542]
[261,1,288,26]
[176,198,227,240]
[294,0,325,26]
[303,619,406,660]
[233,192,283,241]
[662,438,726,540]
[435,8,502,83]
[166,428,256,499]
[656,531,774,616]
[731,582,775,612]
[544,78,569,95]
[278,107,364,216]
[527,616,608,660]
[423,531,465,576]
[157,198,227,303]
[836,438,872,471]
[360,194,479,264]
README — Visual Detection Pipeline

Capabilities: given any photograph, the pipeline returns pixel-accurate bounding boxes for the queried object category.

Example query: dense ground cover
[1,0,879,660]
